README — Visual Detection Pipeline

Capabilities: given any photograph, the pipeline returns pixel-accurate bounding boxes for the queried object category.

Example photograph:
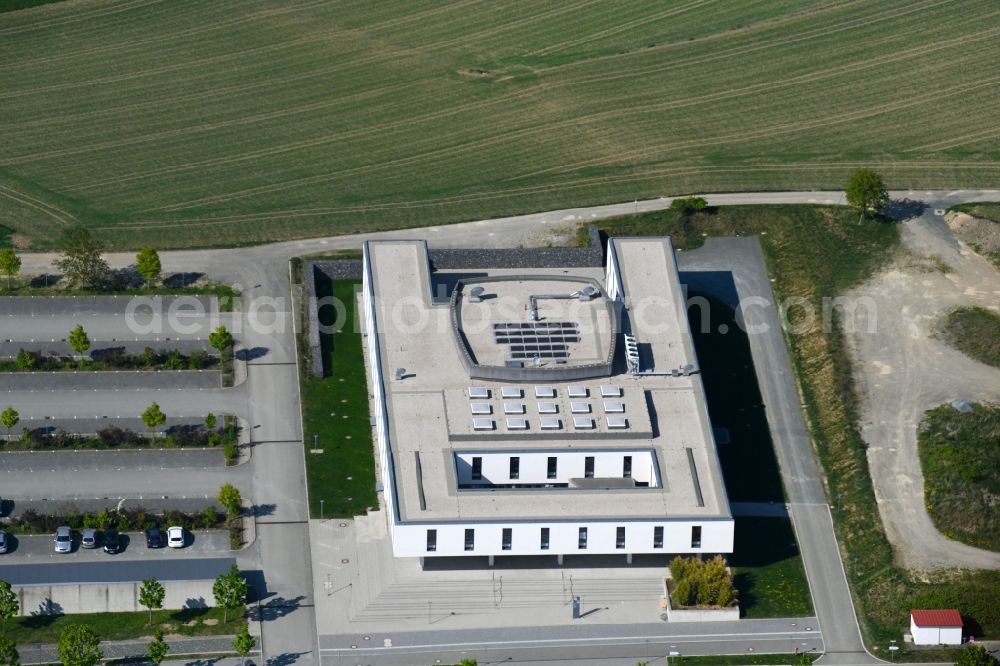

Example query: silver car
[54,526,72,553]
[81,528,98,549]
[0,530,7,554]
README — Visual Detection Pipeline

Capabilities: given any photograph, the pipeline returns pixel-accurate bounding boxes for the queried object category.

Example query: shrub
[166,350,185,370]
[669,555,738,608]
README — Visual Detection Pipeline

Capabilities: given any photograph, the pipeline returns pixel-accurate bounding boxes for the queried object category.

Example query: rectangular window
[509,456,520,480]
[547,456,558,479]
[584,456,595,479]
[540,527,550,550]
[502,528,512,551]
[653,526,664,549]
[691,525,702,549]
[623,455,632,479]
[426,529,437,552]
[464,528,475,551]
[616,526,626,549]
[471,457,482,480]
[578,527,588,549]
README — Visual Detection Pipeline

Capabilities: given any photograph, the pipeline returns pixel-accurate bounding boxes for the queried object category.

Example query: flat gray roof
[365,239,730,524]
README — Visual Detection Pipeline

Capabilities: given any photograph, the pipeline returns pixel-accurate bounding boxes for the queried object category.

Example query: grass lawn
[918,402,1000,552]
[1,1,999,249]
[730,518,813,619]
[589,204,1000,648]
[300,277,377,518]
[950,202,1000,224]
[7,607,245,644]
[937,306,1000,368]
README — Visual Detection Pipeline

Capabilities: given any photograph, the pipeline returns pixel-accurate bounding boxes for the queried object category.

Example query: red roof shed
[911,609,962,628]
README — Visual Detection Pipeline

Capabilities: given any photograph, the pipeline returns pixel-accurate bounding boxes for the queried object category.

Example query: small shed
[910,609,963,645]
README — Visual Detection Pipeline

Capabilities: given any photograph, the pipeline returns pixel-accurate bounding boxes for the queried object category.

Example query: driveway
[845,205,1000,571]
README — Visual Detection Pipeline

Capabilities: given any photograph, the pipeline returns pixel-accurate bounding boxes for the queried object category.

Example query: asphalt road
[0,369,220,391]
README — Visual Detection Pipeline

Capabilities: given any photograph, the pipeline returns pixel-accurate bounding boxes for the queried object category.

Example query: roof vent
[469,286,486,303]
[394,368,407,380]
[578,286,598,301]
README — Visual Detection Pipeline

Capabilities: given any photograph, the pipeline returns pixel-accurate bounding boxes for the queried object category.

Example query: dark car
[145,527,163,548]
[103,529,122,554]
[0,530,8,554]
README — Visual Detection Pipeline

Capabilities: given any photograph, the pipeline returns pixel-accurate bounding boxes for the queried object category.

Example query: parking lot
[2,529,231,560]
[0,296,256,605]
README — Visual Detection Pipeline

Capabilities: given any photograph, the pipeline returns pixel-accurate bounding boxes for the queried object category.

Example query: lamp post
[320,499,324,521]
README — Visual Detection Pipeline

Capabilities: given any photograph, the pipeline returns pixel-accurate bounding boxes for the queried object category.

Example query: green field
[2,0,999,250]
[918,402,1000,552]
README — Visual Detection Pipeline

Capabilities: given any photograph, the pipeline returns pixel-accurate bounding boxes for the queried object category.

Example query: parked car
[145,527,163,548]
[54,526,72,553]
[81,528,98,549]
[103,528,122,554]
[167,526,185,549]
[0,530,8,554]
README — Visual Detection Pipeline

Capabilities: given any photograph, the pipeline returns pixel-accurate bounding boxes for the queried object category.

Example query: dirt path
[846,209,1000,571]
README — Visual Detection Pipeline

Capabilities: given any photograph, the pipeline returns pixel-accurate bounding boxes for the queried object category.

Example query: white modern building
[910,609,963,646]
[360,236,734,563]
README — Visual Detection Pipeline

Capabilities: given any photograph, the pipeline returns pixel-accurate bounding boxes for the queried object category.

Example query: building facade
[360,236,734,562]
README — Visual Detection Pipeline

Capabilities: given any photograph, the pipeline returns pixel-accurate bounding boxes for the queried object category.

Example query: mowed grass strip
[730,518,813,619]
[301,277,377,518]
[937,306,1000,368]
[918,402,1000,552]
[7,607,246,644]
[2,0,1000,249]
[590,204,1000,648]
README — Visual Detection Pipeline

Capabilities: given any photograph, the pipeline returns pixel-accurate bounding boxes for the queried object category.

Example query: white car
[167,526,185,549]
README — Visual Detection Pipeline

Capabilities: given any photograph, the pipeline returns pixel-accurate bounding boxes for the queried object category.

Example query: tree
[0,409,18,441]
[135,246,162,289]
[0,635,18,666]
[0,581,18,634]
[845,168,889,223]
[217,483,242,516]
[670,196,708,215]
[141,402,166,434]
[68,324,91,355]
[205,413,217,430]
[53,226,109,289]
[213,565,248,624]
[57,624,101,666]
[0,249,20,290]
[14,350,34,371]
[147,630,169,665]
[956,644,1000,666]
[138,578,165,626]
[209,326,234,353]
[231,623,255,666]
